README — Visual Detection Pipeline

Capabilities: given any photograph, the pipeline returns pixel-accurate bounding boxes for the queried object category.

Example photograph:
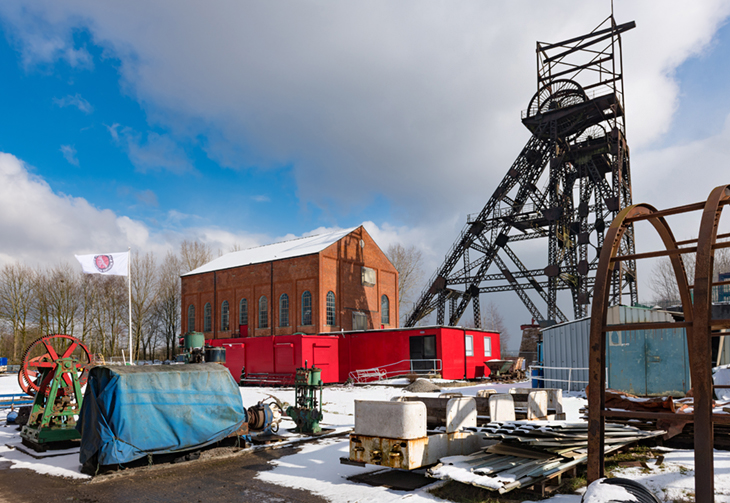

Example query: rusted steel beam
[602,410,730,424]
[624,201,706,222]
[610,246,696,263]
[604,321,691,332]
[692,185,730,503]
[675,231,730,246]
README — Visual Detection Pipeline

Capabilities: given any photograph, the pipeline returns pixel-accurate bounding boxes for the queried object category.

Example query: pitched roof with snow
[182,227,357,276]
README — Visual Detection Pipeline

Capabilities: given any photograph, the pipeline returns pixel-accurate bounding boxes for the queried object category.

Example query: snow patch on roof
[182,227,357,276]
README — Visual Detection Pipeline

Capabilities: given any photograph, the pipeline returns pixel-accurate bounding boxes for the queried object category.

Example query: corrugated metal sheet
[542,306,681,393]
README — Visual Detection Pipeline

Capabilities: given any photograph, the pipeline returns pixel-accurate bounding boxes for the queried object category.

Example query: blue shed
[541,306,690,396]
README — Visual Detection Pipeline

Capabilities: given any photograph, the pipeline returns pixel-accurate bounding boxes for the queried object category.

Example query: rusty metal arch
[691,184,730,503]
[587,184,730,503]
[588,203,693,475]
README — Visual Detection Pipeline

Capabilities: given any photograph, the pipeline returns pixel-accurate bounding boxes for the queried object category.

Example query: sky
[1,1,730,349]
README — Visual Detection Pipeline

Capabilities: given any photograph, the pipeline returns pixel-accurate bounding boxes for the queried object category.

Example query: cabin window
[465,335,474,357]
[484,336,492,357]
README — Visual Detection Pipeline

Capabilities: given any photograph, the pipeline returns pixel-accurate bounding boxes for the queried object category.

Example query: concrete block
[527,390,548,419]
[488,394,515,421]
[354,400,426,439]
[476,389,496,397]
[543,388,564,414]
[445,397,477,433]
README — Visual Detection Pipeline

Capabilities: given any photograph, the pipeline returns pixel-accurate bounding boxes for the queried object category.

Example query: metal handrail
[529,365,609,391]
[349,359,443,383]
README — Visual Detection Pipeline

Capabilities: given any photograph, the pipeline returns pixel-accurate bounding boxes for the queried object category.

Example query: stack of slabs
[428,421,663,495]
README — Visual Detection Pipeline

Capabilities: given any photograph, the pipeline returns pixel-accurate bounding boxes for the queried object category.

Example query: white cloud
[107,124,194,174]
[1,2,730,345]
[2,1,728,221]
[59,144,78,166]
[0,152,270,268]
[0,152,150,267]
[53,93,93,114]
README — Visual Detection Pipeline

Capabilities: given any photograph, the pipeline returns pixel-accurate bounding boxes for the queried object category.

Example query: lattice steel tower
[406,17,637,327]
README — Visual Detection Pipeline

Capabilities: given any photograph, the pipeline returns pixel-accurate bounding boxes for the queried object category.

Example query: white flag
[75,252,129,276]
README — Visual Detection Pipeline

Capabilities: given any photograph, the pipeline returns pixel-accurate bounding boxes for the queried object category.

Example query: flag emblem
[94,254,114,273]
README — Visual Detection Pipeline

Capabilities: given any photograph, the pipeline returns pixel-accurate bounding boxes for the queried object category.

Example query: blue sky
[1,2,730,346]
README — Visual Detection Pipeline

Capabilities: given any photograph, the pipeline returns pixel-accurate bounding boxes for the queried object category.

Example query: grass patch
[603,444,656,475]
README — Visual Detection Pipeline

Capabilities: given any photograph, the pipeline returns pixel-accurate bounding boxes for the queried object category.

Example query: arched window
[258,296,268,329]
[221,300,230,331]
[187,304,195,332]
[279,294,289,327]
[301,291,312,326]
[239,298,248,326]
[381,295,390,325]
[204,302,212,332]
[326,291,336,326]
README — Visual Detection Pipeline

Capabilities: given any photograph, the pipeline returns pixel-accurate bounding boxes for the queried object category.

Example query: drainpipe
[271,261,274,337]
[213,271,217,340]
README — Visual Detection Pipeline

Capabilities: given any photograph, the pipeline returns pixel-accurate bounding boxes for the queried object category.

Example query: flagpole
[128,246,132,365]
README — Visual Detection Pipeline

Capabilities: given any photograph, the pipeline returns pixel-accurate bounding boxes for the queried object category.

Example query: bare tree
[76,274,97,346]
[152,252,181,360]
[38,263,79,336]
[180,240,212,273]
[385,243,424,323]
[129,251,159,361]
[91,275,127,358]
[482,300,510,350]
[0,263,35,361]
[648,248,730,307]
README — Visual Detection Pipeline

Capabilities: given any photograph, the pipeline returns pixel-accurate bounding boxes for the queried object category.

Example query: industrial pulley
[18,334,91,396]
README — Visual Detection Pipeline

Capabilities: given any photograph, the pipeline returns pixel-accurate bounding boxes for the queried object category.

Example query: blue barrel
[531,367,544,388]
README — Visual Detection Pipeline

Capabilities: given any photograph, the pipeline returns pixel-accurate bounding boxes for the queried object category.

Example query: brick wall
[181,226,399,338]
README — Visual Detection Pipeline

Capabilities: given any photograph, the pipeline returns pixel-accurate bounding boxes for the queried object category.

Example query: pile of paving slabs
[428,421,663,495]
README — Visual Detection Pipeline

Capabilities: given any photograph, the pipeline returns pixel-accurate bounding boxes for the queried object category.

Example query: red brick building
[181,226,398,339]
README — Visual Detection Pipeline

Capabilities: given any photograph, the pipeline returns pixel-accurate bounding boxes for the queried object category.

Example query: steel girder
[405,16,637,328]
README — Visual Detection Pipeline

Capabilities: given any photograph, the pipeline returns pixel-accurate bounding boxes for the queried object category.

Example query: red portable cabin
[207,326,500,384]
[207,334,340,383]
[338,326,501,381]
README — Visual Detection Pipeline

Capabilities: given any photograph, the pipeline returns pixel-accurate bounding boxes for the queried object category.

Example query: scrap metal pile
[428,421,663,496]
[580,388,730,449]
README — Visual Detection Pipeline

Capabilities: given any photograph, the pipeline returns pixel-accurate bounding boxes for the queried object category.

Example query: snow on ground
[0,373,726,502]
[0,374,89,479]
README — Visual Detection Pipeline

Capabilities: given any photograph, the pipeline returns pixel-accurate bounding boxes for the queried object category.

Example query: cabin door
[409,335,436,372]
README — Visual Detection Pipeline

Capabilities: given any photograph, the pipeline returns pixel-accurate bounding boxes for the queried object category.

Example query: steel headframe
[587,184,730,503]
[405,16,638,328]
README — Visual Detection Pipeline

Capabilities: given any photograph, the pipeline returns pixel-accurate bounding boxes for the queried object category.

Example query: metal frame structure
[406,16,637,328]
[587,184,730,503]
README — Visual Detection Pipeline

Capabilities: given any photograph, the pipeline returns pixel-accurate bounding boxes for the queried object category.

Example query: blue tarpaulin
[78,363,246,466]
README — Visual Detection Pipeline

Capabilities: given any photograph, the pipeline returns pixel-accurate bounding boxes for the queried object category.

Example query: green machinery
[286,363,324,434]
[18,334,90,451]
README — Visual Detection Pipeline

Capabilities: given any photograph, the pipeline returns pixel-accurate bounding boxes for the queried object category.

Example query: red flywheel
[18,334,91,396]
